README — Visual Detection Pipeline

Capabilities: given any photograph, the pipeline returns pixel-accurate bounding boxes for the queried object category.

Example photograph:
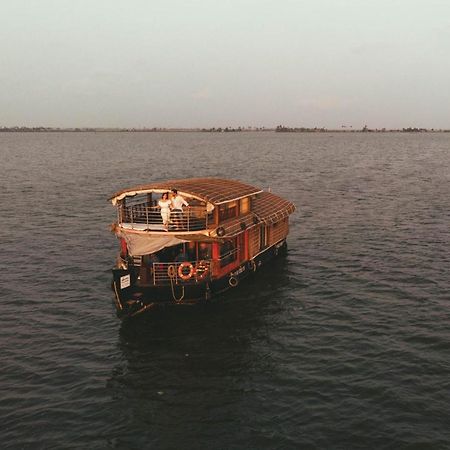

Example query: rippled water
[1,132,449,449]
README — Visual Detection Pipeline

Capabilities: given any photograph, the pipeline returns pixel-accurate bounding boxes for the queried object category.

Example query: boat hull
[112,240,287,319]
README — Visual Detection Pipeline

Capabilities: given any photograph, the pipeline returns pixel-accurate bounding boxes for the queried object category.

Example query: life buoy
[178,262,194,280]
[229,276,238,287]
[216,226,226,237]
[248,260,257,272]
[195,260,209,280]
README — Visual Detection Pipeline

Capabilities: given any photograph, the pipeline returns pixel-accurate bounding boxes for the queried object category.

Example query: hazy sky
[1,0,449,128]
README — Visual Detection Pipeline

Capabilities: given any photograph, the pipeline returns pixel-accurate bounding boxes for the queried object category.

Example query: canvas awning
[119,231,188,256]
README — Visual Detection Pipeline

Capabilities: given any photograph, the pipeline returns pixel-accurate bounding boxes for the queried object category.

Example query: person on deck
[170,188,189,229]
[158,192,172,231]
[175,247,189,262]
[198,242,212,260]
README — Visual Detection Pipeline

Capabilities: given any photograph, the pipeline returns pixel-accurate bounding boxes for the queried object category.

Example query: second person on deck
[171,188,189,229]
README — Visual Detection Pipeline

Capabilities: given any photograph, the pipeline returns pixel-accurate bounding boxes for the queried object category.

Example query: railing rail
[120,204,212,231]
[149,260,212,285]
[218,247,240,267]
[135,249,242,286]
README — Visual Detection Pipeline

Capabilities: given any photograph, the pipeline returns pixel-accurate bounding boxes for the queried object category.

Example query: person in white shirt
[158,192,172,230]
[170,188,189,229]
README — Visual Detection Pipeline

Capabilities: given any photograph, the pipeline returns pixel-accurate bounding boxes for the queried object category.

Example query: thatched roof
[110,177,262,205]
[252,191,295,224]
[209,191,296,238]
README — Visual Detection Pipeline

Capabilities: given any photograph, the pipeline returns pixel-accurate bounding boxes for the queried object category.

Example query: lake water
[1,132,449,449]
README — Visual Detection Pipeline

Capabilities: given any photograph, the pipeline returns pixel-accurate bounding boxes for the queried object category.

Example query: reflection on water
[108,259,291,447]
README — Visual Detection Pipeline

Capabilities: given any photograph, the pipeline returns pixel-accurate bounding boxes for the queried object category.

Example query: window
[240,197,250,214]
[259,225,267,250]
[219,201,238,221]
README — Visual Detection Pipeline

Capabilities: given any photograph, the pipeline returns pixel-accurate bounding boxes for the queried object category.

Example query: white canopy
[120,231,188,256]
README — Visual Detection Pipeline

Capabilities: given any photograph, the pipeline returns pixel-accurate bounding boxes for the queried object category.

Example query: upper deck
[119,202,214,232]
[110,177,295,234]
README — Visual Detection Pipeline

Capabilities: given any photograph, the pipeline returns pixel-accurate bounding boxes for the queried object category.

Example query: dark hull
[112,240,287,319]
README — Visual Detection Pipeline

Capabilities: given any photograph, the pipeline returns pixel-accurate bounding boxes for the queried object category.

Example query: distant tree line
[275,125,327,132]
[1,125,449,133]
[276,124,448,133]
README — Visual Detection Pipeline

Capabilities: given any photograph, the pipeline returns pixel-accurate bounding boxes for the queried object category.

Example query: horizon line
[1,125,449,133]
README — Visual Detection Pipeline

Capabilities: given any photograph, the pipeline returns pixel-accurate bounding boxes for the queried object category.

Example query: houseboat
[110,178,295,319]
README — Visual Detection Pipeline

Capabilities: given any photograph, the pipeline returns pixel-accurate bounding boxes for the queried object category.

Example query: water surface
[1,132,449,449]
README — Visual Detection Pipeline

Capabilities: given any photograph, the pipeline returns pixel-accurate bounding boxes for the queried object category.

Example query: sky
[1,0,449,129]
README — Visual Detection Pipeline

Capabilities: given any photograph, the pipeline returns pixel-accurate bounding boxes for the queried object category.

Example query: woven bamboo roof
[110,177,263,205]
[252,191,296,224]
[209,191,296,238]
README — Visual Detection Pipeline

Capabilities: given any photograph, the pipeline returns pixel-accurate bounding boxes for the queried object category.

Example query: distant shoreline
[1,126,449,133]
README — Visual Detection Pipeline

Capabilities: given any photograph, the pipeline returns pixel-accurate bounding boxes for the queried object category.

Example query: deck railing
[218,247,240,267]
[148,260,212,285]
[136,249,241,286]
[120,204,212,232]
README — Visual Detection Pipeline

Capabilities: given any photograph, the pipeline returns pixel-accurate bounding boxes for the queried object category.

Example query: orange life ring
[195,260,209,280]
[178,262,194,280]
